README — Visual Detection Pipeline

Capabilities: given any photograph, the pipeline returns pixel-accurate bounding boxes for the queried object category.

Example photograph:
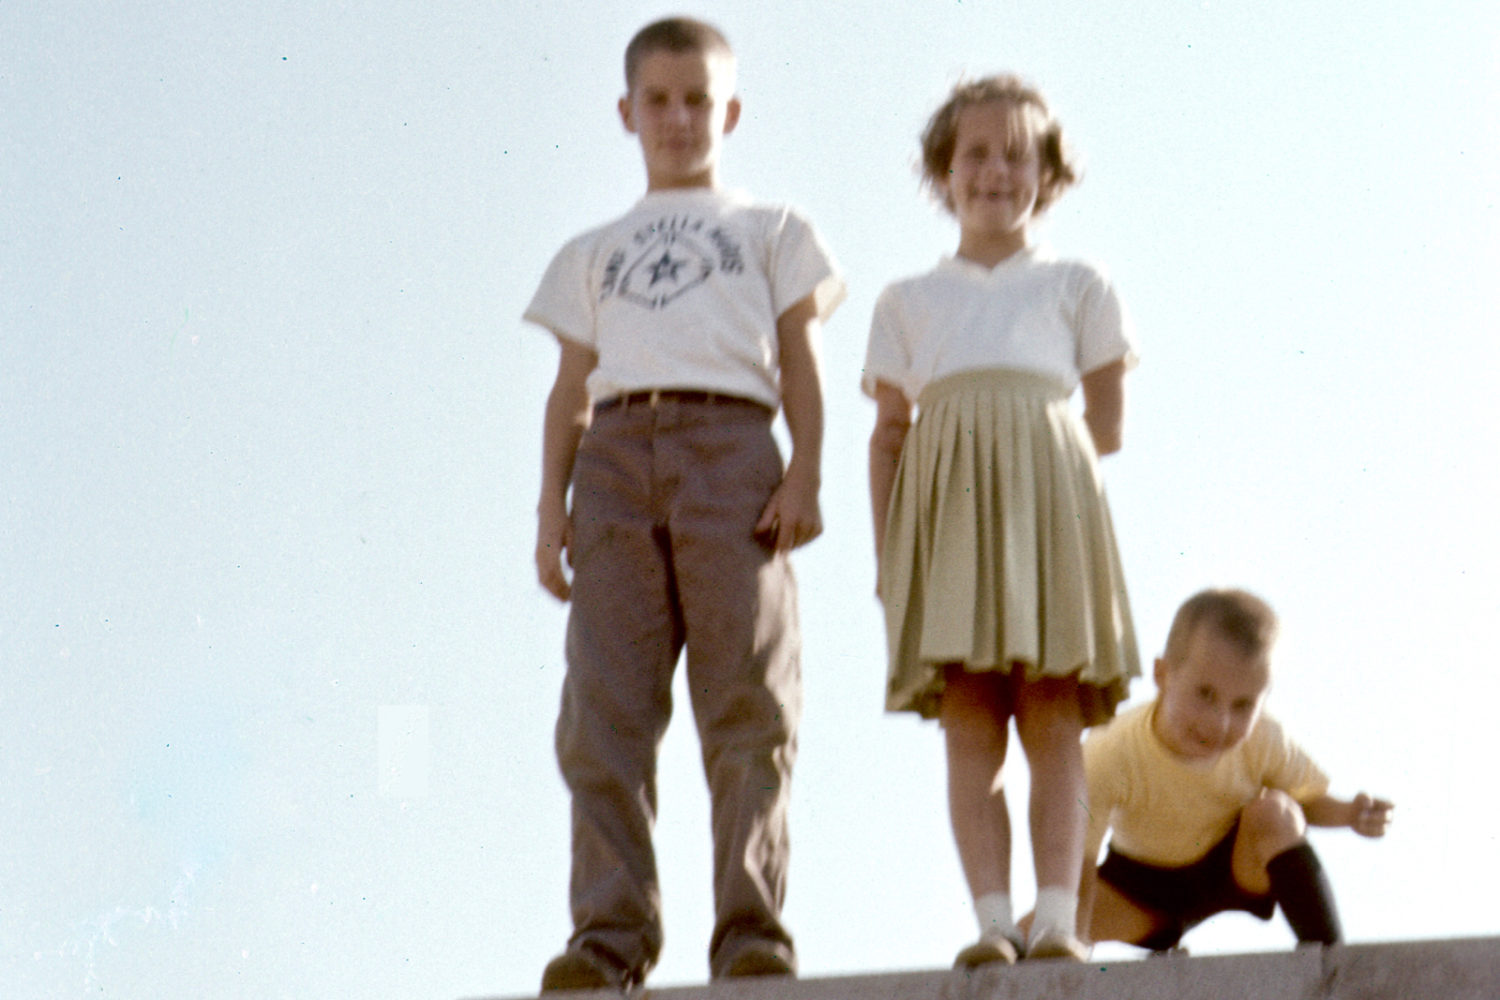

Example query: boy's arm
[1076,856,1102,945]
[868,381,912,589]
[1080,359,1127,456]
[1302,792,1394,838]
[1075,810,1110,945]
[1075,730,1118,944]
[535,337,598,601]
[755,294,824,552]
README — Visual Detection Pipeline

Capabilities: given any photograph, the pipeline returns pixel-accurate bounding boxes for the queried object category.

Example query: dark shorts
[1097,822,1277,950]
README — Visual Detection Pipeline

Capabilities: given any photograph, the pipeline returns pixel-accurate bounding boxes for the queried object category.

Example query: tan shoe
[953,935,1020,968]
[1024,929,1089,961]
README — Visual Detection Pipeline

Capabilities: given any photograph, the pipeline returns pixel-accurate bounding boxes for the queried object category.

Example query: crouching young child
[1078,588,1393,951]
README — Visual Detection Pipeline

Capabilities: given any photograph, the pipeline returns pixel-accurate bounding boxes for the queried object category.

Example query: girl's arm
[535,337,598,601]
[868,381,913,585]
[1080,359,1127,456]
[1302,792,1394,838]
[755,294,825,552]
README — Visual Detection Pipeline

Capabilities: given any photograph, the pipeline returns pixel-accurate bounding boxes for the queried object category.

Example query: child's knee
[1240,789,1307,851]
[940,668,1010,736]
[1013,679,1083,750]
[942,702,1008,757]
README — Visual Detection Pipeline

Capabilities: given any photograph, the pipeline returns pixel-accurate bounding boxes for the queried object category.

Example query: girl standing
[865,76,1140,964]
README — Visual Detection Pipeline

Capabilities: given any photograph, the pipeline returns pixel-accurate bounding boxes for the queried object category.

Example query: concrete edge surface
[469,936,1500,1000]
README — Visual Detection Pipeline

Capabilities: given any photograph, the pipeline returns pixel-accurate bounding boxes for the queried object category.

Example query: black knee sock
[1266,842,1342,945]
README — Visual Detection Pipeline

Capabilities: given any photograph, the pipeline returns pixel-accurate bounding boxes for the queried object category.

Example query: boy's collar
[635,186,748,206]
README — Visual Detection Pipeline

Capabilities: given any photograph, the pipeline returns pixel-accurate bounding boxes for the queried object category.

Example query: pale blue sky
[3,2,1498,998]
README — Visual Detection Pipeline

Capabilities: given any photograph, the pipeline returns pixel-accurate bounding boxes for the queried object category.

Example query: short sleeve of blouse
[1074,266,1138,376]
[861,285,911,398]
[767,207,846,322]
[523,234,597,348]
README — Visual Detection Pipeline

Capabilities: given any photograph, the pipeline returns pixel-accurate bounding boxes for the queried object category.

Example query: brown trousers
[556,395,801,982]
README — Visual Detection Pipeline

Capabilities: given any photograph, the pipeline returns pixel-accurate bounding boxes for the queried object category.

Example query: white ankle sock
[974,892,1019,942]
[1031,887,1078,942]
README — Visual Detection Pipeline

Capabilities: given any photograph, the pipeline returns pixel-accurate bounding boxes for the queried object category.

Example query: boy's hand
[535,501,574,601]
[754,467,821,552]
[1350,792,1394,838]
[764,294,825,554]
[534,337,595,603]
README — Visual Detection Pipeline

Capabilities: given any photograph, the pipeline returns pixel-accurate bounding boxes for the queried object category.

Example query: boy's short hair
[919,74,1079,215]
[624,17,734,91]
[1163,588,1280,665]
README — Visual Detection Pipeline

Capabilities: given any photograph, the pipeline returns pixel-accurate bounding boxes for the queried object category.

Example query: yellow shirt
[1083,701,1329,868]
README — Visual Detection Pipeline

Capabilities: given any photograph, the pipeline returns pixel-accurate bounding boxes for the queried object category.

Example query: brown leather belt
[594,389,770,414]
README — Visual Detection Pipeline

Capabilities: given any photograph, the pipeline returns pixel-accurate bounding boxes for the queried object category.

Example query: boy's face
[941,100,1042,239]
[619,49,740,191]
[1151,625,1271,760]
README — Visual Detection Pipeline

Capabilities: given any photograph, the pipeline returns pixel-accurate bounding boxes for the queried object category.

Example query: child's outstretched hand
[1350,792,1394,838]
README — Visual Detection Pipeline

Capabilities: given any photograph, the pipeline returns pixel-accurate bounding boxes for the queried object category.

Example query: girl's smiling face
[943,100,1043,262]
[1152,625,1272,760]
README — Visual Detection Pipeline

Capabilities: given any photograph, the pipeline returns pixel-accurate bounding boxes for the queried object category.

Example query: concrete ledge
[476,937,1500,1000]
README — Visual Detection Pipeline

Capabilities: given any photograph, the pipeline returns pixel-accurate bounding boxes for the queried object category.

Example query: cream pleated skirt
[879,367,1139,725]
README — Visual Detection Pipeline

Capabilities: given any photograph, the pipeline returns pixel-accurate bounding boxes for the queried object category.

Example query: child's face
[619,49,740,191]
[1151,625,1271,760]
[942,100,1042,244]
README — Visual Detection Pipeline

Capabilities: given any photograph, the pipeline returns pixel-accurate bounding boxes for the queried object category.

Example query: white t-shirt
[525,187,845,410]
[862,247,1136,403]
[1083,701,1331,868]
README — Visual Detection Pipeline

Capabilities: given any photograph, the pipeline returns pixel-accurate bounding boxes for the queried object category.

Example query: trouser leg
[661,406,801,976]
[555,414,681,981]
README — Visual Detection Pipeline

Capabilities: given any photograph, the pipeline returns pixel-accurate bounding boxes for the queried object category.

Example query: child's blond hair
[1163,588,1280,666]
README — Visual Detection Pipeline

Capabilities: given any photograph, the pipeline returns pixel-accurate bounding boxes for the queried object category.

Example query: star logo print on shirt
[600,214,743,311]
[646,250,687,287]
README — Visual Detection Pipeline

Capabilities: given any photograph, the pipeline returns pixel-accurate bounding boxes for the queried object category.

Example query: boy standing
[1077,589,1393,952]
[524,17,844,992]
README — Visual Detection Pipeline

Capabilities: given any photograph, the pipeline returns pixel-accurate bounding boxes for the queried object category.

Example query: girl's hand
[1350,792,1394,838]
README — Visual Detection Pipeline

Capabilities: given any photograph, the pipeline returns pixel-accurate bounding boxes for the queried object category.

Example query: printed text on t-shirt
[599,215,745,310]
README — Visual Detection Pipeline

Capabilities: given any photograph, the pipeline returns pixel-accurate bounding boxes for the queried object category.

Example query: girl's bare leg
[1014,674,1087,943]
[940,665,1014,908]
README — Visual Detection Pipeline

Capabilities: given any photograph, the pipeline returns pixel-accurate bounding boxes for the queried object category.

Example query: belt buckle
[617,389,659,411]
